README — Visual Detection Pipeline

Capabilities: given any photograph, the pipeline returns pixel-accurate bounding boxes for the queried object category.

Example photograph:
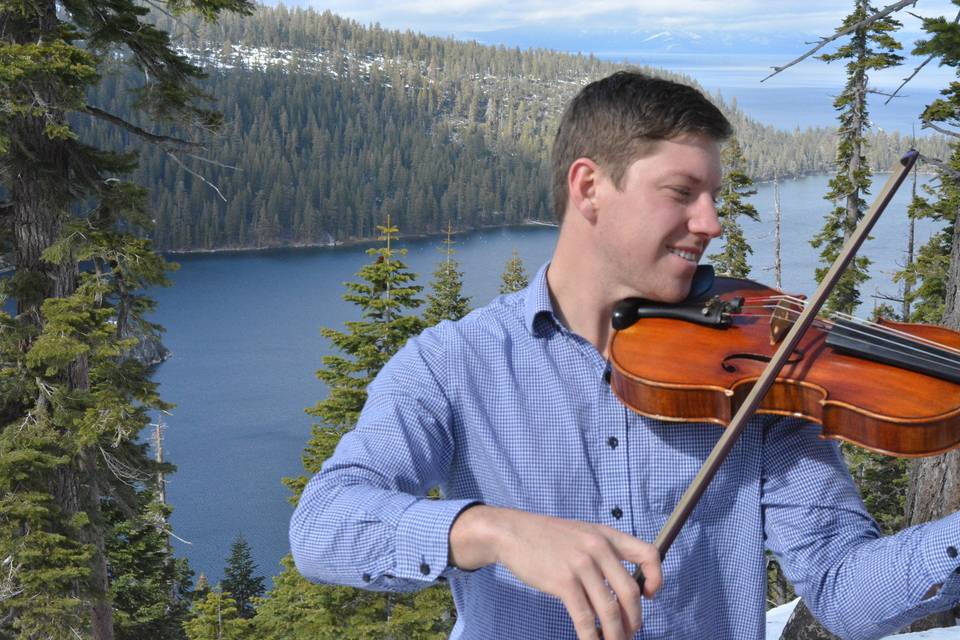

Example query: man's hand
[449,505,662,640]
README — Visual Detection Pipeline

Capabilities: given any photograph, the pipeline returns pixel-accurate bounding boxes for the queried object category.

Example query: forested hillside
[77,5,949,251]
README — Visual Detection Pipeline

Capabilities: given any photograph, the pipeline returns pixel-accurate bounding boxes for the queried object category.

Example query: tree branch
[885,54,935,102]
[867,87,904,98]
[166,152,227,202]
[871,292,905,303]
[921,120,960,139]
[185,153,240,171]
[140,0,201,39]
[82,105,203,149]
[761,0,918,82]
[884,10,960,104]
[84,107,233,202]
[918,152,960,181]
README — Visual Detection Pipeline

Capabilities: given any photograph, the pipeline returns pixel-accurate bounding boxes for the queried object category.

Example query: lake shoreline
[162,220,559,257]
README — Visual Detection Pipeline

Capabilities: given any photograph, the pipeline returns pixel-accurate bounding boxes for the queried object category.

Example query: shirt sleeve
[763,417,960,640]
[289,327,480,592]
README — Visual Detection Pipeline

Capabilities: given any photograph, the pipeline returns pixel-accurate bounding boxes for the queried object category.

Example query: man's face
[591,134,723,303]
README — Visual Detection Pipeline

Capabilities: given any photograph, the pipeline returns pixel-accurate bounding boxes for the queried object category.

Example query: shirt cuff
[920,511,960,599]
[395,498,482,582]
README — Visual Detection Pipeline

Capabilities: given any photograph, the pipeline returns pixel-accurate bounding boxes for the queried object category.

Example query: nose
[688,195,722,240]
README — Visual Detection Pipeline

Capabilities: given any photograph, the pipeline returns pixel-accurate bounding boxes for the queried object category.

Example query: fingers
[607,529,663,598]
[486,509,661,640]
[598,551,643,633]
[561,585,602,640]
[580,555,630,640]
[562,533,648,640]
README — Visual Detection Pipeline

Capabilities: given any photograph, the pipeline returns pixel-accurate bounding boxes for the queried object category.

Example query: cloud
[285,0,959,37]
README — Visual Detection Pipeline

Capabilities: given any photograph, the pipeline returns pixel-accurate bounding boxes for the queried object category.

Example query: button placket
[598,373,631,529]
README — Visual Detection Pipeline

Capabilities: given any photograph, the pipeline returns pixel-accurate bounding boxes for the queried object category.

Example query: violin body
[609,277,960,457]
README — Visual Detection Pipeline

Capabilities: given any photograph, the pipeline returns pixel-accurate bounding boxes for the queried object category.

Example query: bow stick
[633,149,920,587]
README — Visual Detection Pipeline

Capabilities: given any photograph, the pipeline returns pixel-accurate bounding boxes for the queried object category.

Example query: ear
[567,157,601,224]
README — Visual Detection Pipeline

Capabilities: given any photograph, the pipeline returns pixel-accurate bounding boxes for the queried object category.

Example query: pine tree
[294,216,424,484]
[251,558,454,640]
[183,589,252,640]
[263,218,455,638]
[424,223,471,326]
[810,0,903,315]
[194,574,211,600]
[106,493,194,640]
[499,249,529,294]
[708,137,759,278]
[0,0,250,634]
[221,534,265,619]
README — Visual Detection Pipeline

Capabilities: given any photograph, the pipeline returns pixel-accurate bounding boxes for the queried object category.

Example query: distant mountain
[451,26,821,57]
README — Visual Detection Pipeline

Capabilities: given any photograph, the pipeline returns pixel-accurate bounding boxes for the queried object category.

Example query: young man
[290,71,960,639]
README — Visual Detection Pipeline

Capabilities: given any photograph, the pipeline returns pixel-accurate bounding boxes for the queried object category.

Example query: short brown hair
[551,70,732,221]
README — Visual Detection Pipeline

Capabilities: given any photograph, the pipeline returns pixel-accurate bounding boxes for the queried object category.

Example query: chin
[629,285,689,304]
[648,280,694,304]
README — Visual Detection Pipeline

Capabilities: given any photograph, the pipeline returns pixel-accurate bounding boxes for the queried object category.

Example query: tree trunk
[11,111,115,640]
[900,142,960,634]
[780,600,841,640]
[83,449,114,640]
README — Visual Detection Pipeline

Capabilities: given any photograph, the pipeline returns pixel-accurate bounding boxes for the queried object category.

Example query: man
[290,71,960,639]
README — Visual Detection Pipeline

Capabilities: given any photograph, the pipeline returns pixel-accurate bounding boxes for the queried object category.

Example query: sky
[261,0,960,131]
[274,0,959,52]
[267,1,960,93]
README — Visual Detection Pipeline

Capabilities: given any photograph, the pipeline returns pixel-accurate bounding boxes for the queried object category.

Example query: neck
[547,228,618,357]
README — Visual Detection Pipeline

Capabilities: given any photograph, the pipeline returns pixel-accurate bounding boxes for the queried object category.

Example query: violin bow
[634,149,920,587]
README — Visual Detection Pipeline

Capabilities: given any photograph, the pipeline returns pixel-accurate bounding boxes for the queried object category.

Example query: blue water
[148,229,556,585]
[147,172,940,586]
[627,52,954,135]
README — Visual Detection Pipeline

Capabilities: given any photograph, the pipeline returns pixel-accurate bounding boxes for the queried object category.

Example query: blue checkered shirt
[290,263,960,639]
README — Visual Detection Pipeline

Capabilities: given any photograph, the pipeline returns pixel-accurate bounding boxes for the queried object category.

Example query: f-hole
[722,350,804,373]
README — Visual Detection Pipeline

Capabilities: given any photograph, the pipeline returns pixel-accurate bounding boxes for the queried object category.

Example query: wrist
[449,504,502,570]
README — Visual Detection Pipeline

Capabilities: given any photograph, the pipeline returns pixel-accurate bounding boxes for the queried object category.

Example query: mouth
[666,246,701,263]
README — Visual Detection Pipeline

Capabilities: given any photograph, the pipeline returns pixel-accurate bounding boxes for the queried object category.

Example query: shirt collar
[522,262,560,336]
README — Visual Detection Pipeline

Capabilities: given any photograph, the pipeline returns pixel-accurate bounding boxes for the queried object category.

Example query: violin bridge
[769,299,796,345]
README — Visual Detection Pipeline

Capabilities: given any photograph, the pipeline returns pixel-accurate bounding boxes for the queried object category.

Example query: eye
[668,187,692,201]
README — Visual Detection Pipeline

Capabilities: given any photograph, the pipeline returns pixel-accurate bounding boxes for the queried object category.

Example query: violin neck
[826,319,960,384]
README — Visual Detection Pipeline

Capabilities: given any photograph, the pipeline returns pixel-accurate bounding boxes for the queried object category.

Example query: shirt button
[362,573,371,583]
[948,546,958,558]
[607,436,619,449]
[611,506,623,520]
[419,562,431,575]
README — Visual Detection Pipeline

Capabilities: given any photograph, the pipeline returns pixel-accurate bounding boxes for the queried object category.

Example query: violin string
[735,297,960,366]
[831,312,960,357]
[757,295,960,360]
[760,303,960,364]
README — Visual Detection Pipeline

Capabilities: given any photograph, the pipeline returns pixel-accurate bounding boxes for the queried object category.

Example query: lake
[148,172,941,586]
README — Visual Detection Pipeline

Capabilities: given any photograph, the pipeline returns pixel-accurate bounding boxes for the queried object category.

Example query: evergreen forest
[73,4,951,252]
[10,0,960,637]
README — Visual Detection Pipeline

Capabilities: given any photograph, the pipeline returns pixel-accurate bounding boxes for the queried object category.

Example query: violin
[608,272,960,458]
[608,149,960,584]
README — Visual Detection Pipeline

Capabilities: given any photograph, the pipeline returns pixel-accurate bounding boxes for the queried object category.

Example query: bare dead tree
[762,0,918,82]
